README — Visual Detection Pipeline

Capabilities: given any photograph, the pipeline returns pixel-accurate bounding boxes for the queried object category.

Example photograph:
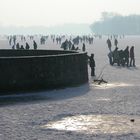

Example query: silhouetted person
[130,46,135,67]
[61,39,69,50]
[33,40,37,50]
[13,36,16,45]
[107,38,112,51]
[89,53,95,76]
[68,40,72,50]
[71,44,75,50]
[124,46,129,67]
[82,43,86,52]
[20,45,24,50]
[114,38,118,47]
[108,51,113,65]
[9,37,12,45]
[112,47,120,66]
[16,43,20,49]
[25,42,30,50]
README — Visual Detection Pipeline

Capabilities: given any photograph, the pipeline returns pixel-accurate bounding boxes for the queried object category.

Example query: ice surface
[0,35,140,140]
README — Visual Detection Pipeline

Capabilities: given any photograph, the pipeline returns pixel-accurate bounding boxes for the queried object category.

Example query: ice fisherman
[88,53,95,76]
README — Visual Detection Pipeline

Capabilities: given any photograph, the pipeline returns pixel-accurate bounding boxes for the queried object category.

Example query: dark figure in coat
[123,46,129,67]
[114,38,118,47]
[61,39,69,50]
[71,44,75,50]
[16,43,20,50]
[108,51,113,65]
[33,40,37,50]
[20,45,24,50]
[25,42,30,50]
[107,38,112,51]
[130,46,135,67]
[82,43,86,52]
[88,53,95,76]
[112,47,120,66]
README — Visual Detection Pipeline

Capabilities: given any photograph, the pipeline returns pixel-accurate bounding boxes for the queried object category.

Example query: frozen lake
[0,35,140,139]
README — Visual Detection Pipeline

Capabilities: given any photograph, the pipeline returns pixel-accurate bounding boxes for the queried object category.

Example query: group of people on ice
[107,38,135,67]
[61,39,86,52]
[12,40,38,50]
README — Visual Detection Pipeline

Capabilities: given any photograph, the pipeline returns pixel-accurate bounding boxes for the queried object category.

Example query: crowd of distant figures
[7,34,101,51]
[7,34,133,78]
[8,34,135,68]
[107,37,135,67]
[60,35,94,51]
[8,35,38,50]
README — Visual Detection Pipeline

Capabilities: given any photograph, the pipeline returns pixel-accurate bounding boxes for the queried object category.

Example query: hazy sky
[0,0,140,27]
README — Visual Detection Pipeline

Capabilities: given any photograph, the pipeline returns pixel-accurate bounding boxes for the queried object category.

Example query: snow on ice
[0,35,140,140]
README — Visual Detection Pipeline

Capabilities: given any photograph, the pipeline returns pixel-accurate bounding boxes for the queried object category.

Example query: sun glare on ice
[40,114,140,135]
[93,82,133,89]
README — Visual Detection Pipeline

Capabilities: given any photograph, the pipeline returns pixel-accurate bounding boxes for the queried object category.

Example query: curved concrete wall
[0,50,88,93]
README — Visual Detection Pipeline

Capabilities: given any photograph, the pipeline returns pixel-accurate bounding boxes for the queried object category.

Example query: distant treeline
[90,12,140,35]
[0,24,91,35]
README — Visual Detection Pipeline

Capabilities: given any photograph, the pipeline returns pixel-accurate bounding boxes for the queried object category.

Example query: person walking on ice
[106,38,112,52]
[114,38,118,47]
